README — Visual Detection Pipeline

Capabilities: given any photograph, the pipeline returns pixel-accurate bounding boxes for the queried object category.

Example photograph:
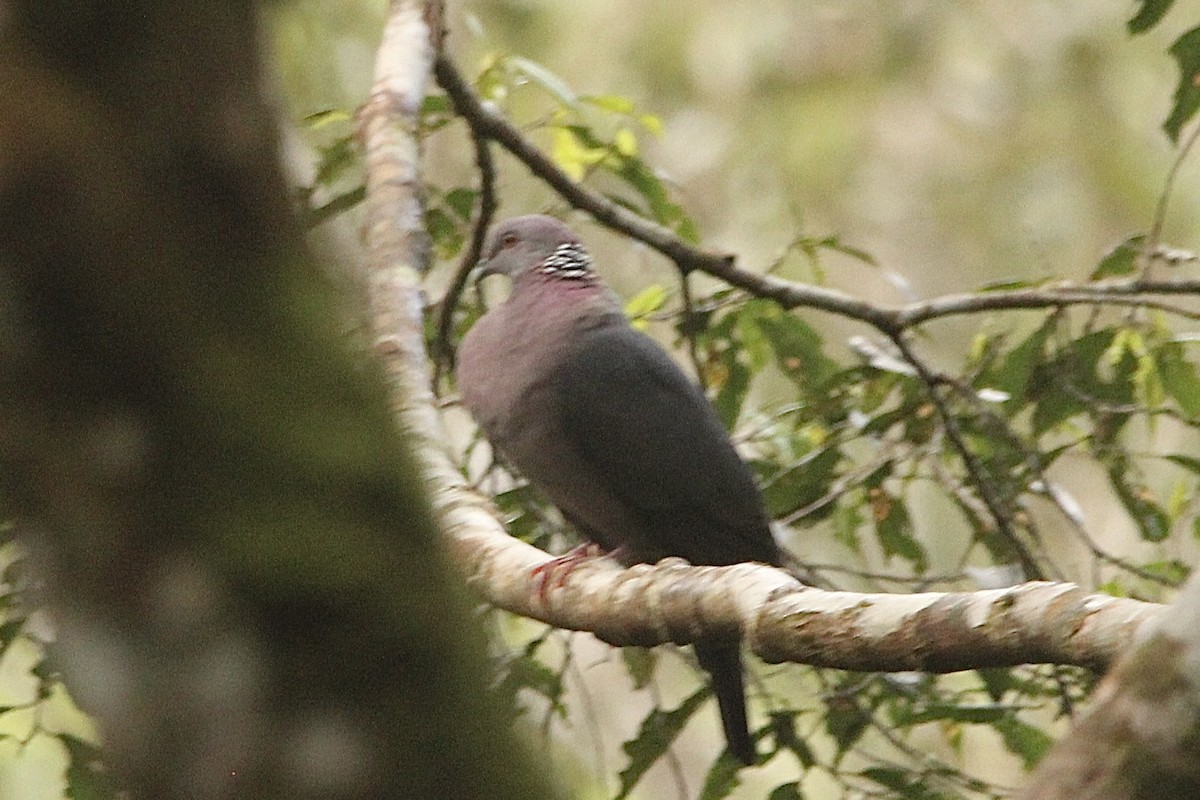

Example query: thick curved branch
[451,520,1161,673]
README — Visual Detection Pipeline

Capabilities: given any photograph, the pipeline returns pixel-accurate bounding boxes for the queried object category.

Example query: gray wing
[554,320,780,567]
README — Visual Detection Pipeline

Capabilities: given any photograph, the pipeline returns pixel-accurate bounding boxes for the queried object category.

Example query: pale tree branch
[1019,569,1200,800]
[451,523,1162,673]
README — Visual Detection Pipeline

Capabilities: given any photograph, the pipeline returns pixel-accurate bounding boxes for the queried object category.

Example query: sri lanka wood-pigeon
[456,215,783,764]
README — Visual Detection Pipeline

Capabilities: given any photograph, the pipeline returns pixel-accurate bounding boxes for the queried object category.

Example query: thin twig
[432,122,497,381]
[889,332,1047,580]
[1141,119,1200,278]
[678,274,707,389]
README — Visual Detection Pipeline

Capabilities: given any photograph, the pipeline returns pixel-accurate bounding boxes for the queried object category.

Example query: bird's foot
[532,542,607,602]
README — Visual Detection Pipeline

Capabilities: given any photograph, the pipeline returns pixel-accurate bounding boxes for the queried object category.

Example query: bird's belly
[500,408,641,555]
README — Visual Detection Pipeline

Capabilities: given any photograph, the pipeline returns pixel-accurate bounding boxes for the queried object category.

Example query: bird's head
[476,215,594,283]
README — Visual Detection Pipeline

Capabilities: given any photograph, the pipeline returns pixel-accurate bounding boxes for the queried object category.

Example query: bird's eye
[501,232,519,248]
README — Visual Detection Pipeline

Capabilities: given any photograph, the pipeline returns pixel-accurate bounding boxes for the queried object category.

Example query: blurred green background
[7,2,1200,798]
[275,0,1199,298]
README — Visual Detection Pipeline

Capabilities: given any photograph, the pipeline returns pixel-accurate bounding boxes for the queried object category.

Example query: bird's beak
[471,256,496,282]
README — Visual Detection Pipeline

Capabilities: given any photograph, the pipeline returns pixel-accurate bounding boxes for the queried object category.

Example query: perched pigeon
[457,215,783,764]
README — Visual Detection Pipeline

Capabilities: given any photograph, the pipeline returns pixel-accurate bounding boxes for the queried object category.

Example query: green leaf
[793,234,877,269]
[977,668,1017,702]
[994,715,1054,770]
[860,767,952,800]
[616,687,709,799]
[624,284,669,328]
[698,753,743,800]
[420,93,451,117]
[1156,341,1200,417]
[1030,328,1136,435]
[1139,559,1190,584]
[443,187,478,221]
[1165,453,1200,475]
[640,114,664,135]
[1109,467,1171,542]
[551,126,607,180]
[0,618,23,664]
[494,636,566,718]
[555,124,697,240]
[832,501,864,555]
[984,317,1054,410]
[767,783,804,800]
[977,276,1053,291]
[897,703,1009,726]
[1164,26,1200,141]
[302,109,352,129]
[825,695,869,755]
[1092,234,1144,279]
[618,158,696,239]
[614,127,639,157]
[581,93,635,114]
[492,485,553,550]
[769,711,816,767]
[712,351,752,429]
[864,470,926,570]
[760,446,842,519]
[733,305,774,374]
[621,647,657,691]
[1030,385,1086,436]
[752,305,840,390]
[304,186,366,229]
[871,491,926,571]
[312,135,360,189]
[424,206,464,261]
[1128,0,1175,33]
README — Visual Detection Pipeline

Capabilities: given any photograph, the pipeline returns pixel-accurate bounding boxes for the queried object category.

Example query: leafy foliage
[0,539,117,800]
[407,23,1200,799]
[1126,0,1200,139]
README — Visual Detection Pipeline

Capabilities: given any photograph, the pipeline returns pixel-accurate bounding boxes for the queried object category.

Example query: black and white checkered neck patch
[539,242,593,279]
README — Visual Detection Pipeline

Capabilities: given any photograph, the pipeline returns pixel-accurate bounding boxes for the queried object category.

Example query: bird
[456,214,783,765]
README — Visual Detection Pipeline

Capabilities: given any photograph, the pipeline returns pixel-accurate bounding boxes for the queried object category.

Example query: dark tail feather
[695,642,755,765]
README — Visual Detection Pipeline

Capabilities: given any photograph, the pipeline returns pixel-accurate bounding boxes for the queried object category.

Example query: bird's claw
[531,542,605,602]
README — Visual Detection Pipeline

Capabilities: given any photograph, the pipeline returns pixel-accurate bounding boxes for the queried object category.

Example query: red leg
[531,542,606,601]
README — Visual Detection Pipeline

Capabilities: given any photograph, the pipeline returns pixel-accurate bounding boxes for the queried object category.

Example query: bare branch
[895,280,1200,327]
[1142,119,1200,278]
[434,53,1200,339]
[433,124,497,375]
